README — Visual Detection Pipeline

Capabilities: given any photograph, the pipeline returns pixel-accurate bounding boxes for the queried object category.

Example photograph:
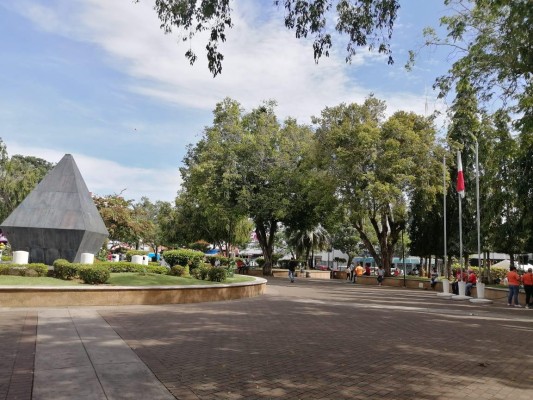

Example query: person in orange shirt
[355,263,364,283]
[522,267,533,309]
[506,266,522,307]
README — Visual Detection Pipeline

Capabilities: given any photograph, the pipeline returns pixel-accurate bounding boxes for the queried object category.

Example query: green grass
[0,273,255,286]
[0,275,83,286]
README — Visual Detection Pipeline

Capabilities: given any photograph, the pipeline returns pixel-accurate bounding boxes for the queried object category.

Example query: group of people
[346,263,386,286]
[450,268,478,296]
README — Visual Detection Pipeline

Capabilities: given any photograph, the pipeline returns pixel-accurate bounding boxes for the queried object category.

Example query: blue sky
[1,0,453,202]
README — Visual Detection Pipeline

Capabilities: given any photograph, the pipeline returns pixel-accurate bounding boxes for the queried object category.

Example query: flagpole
[443,155,447,277]
[476,140,481,280]
[457,150,464,281]
[459,190,463,279]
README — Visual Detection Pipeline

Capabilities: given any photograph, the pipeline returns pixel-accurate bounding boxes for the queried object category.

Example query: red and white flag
[456,151,465,198]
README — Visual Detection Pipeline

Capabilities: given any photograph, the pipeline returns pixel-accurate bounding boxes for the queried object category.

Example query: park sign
[0,154,108,265]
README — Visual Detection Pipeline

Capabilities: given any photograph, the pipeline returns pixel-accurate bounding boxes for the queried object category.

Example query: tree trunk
[254,218,278,276]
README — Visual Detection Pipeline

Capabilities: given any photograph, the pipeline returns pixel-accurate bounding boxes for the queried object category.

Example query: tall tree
[411,0,533,252]
[314,97,442,274]
[179,98,314,274]
[137,0,400,76]
[0,140,54,223]
[93,194,147,247]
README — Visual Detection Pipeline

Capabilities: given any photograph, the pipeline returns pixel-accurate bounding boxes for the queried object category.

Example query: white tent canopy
[491,259,532,271]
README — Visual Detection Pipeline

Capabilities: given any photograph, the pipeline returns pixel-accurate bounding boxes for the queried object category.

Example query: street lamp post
[402,229,406,287]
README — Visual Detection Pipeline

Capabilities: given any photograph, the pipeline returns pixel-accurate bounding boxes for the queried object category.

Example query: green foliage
[78,266,110,285]
[125,250,149,262]
[170,265,190,277]
[192,263,213,280]
[162,249,205,268]
[0,142,54,223]
[314,97,441,273]
[206,255,229,266]
[208,266,227,282]
[142,0,400,76]
[188,240,211,252]
[0,263,48,277]
[255,257,265,267]
[53,259,79,280]
[93,194,148,246]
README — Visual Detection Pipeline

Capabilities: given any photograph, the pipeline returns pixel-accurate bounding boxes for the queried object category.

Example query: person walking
[507,265,522,307]
[522,267,533,309]
[288,258,297,283]
[377,266,385,286]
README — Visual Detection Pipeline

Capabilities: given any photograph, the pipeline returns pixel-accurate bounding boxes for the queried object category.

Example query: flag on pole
[457,151,465,198]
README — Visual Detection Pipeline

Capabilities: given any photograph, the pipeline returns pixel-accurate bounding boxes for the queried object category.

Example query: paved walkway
[1,278,532,399]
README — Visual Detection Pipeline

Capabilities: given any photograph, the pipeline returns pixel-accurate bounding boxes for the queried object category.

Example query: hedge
[207,267,227,282]
[78,266,110,284]
[170,265,190,277]
[0,263,49,277]
[53,259,79,280]
[163,249,205,268]
[192,263,212,280]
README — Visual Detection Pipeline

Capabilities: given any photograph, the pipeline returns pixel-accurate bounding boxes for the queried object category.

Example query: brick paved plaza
[1,278,532,399]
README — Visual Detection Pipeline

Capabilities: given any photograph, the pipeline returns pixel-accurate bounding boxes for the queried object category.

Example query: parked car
[315,265,330,271]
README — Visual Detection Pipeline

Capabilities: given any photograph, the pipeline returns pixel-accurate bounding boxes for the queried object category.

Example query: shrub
[255,257,265,268]
[125,250,149,262]
[53,259,79,280]
[192,263,212,280]
[163,249,205,268]
[25,263,48,277]
[208,266,227,282]
[78,266,110,284]
[170,265,187,277]
[0,264,48,277]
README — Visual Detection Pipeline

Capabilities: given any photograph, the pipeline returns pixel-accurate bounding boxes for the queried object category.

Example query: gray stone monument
[0,154,109,264]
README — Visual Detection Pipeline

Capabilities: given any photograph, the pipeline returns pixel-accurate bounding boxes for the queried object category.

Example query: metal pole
[443,155,447,277]
[459,194,463,279]
[402,229,406,287]
[476,140,481,280]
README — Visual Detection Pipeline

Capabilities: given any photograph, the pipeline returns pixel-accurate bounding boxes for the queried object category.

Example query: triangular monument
[0,154,109,264]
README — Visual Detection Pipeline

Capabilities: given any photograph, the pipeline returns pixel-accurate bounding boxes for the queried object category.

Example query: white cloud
[5,142,180,203]
[13,0,406,122]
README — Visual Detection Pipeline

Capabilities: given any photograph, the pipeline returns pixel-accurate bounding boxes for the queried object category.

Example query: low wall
[0,277,267,307]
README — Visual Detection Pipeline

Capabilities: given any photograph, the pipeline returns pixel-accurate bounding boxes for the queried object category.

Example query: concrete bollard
[13,251,29,264]
[131,255,144,265]
[452,281,471,301]
[142,255,149,266]
[470,282,493,304]
[111,254,120,262]
[437,278,453,298]
[80,253,94,264]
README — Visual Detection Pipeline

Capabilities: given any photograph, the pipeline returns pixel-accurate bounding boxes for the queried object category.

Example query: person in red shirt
[506,266,522,307]
[465,269,477,296]
[522,267,533,309]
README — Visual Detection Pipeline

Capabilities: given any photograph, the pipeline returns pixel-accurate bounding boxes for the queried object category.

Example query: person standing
[364,263,371,276]
[522,267,533,309]
[430,268,439,290]
[288,258,297,283]
[377,266,385,286]
[348,262,355,282]
[507,265,522,307]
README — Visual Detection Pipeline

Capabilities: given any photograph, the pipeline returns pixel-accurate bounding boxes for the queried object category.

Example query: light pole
[402,228,406,287]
